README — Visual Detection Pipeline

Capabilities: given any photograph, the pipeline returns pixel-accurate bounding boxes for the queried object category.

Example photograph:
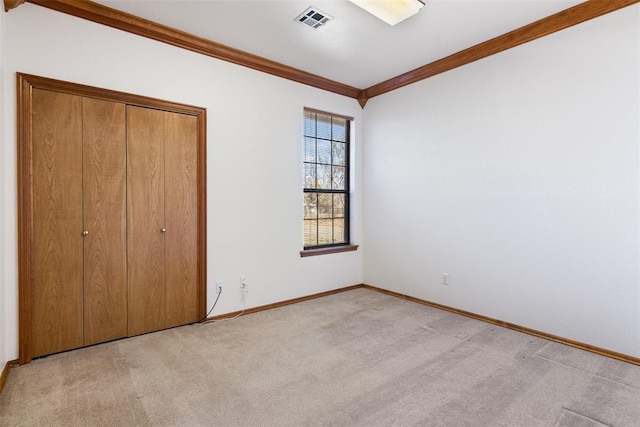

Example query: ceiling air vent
[296,6,333,29]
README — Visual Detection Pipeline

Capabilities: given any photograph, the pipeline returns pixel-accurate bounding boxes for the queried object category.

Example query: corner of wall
[0,7,11,369]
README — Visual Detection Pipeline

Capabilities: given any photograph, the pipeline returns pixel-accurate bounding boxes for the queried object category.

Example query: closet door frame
[17,73,207,364]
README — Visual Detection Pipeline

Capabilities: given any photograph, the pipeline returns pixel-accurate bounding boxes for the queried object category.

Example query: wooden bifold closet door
[31,89,85,357]
[127,106,198,336]
[19,74,206,364]
[82,97,128,346]
[31,90,127,357]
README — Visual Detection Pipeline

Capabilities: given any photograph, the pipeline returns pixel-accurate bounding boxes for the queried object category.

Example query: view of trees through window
[303,110,350,248]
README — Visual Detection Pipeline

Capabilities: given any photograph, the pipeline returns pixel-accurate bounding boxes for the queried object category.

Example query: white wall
[0,4,364,361]
[3,3,638,365]
[0,7,9,371]
[363,5,640,357]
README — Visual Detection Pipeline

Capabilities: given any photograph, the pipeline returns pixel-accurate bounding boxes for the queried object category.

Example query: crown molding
[364,0,640,99]
[4,0,639,106]
[4,0,24,12]
[6,0,361,100]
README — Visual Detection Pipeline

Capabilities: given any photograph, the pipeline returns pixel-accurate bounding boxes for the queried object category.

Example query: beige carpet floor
[1,288,639,426]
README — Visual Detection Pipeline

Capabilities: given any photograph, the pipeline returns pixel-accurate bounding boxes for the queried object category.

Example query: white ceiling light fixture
[348,0,425,26]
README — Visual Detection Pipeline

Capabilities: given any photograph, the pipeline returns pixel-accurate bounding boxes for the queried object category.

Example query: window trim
[303,107,354,122]
[302,108,356,254]
[300,244,359,258]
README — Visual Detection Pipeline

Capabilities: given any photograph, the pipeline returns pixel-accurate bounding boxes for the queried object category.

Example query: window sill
[300,244,359,258]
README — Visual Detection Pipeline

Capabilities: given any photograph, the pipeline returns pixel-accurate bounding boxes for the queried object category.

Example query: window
[302,109,357,256]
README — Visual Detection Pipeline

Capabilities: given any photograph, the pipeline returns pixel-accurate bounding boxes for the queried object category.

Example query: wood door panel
[31,89,84,357]
[164,112,199,327]
[19,74,206,364]
[127,106,166,336]
[83,98,127,345]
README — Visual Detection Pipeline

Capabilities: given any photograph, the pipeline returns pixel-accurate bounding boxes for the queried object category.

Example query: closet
[127,106,199,336]
[18,74,206,364]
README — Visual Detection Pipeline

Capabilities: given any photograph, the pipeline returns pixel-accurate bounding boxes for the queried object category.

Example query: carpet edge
[0,359,19,394]
[362,284,640,367]
[205,284,365,321]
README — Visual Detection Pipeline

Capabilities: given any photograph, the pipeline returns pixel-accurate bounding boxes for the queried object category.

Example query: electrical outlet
[216,280,223,294]
[240,276,248,293]
[441,273,449,286]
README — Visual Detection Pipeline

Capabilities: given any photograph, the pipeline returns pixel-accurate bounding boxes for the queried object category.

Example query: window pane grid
[303,111,350,249]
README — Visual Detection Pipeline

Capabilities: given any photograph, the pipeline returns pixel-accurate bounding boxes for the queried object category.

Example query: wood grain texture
[31,88,84,358]
[23,0,361,100]
[127,106,166,336]
[19,73,207,362]
[164,112,199,328]
[364,0,640,99]
[17,73,208,116]
[196,111,207,321]
[82,98,127,345]
[18,75,34,364]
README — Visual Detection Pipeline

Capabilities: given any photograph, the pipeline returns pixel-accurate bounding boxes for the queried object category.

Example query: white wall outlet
[215,280,223,294]
[441,273,449,286]
[240,276,248,293]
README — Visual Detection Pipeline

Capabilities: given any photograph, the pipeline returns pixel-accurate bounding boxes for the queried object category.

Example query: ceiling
[93,0,586,89]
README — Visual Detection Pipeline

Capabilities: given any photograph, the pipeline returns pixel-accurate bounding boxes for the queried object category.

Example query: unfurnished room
[0,0,639,425]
